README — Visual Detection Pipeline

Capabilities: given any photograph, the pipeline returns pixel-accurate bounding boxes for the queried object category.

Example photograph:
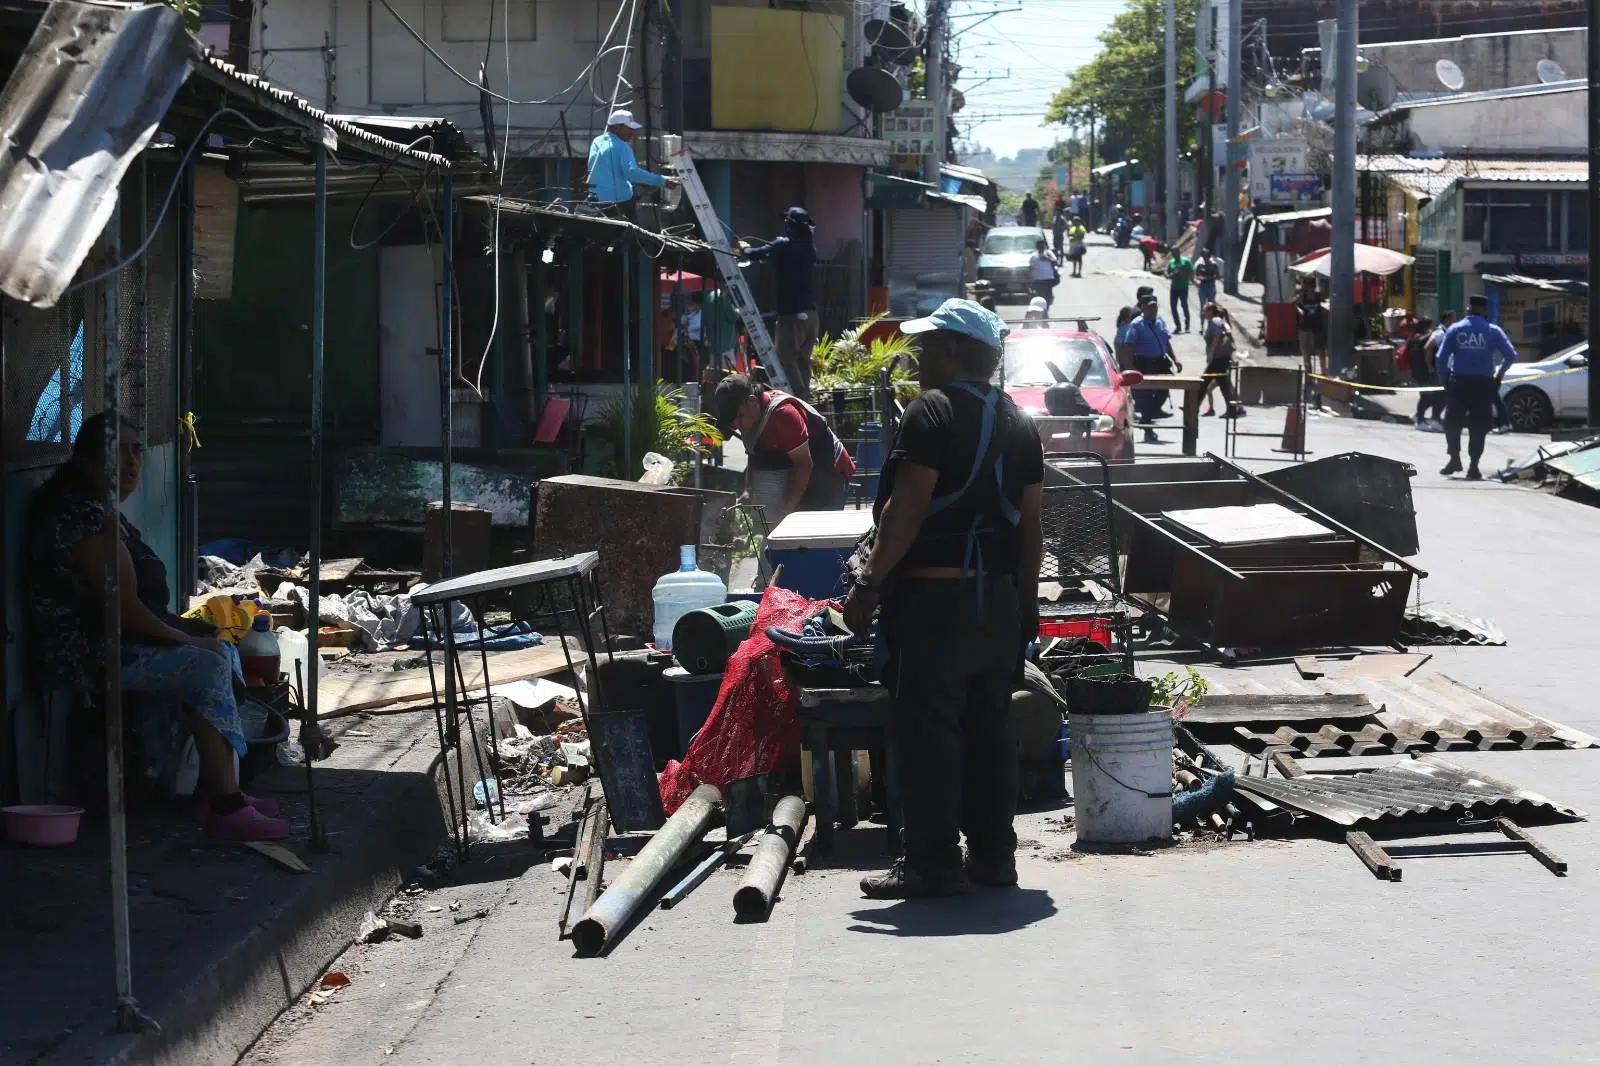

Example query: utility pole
[1164,0,1178,240]
[1588,0,1599,426]
[1088,103,1098,226]
[1329,0,1358,373]
[925,0,947,185]
[1205,2,1217,216]
[1223,0,1241,294]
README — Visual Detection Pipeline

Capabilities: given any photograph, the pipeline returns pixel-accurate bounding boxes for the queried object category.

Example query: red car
[998,324,1143,462]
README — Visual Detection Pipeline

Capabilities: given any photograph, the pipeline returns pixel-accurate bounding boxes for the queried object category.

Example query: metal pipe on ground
[733,796,807,920]
[572,784,721,956]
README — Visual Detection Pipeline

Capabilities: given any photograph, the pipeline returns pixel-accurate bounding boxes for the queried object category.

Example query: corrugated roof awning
[928,190,985,212]
[1482,273,1589,294]
[1257,206,1333,224]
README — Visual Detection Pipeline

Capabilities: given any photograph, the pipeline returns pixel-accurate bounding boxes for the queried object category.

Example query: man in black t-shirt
[842,298,1046,899]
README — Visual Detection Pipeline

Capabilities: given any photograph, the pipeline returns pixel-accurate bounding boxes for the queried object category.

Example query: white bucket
[1070,708,1174,843]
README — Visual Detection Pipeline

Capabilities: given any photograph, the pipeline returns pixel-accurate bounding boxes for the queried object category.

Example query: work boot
[1465,465,1483,481]
[1440,456,1463,476]
[860,859,968,900]
[1142,428,1160,445]
[964,851,1019,887]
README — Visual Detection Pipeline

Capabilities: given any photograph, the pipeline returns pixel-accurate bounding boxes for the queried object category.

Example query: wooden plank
[1493,817,1568,876]
[1332,653,1431,680]
[1271,750,1306,779]
[1346,830,1402,881]
[317,639,577,717]
[1182,692,1377,726]
[1295,657,1325,680]
[1163,503,1331,546]
[318,557,366,583]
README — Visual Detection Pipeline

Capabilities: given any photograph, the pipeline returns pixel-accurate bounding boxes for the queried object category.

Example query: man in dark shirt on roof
[842,298,1045,900]
[742,207,819,401]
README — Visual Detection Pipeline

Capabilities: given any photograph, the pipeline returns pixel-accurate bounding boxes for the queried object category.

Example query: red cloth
[658,586,825,813]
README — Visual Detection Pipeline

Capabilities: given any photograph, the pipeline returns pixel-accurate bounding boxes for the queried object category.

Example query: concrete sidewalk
[4,708,449,1066]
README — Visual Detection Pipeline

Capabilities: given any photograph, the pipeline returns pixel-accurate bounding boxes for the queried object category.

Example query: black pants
[1132,357,1169,422]
[1413,380,1445,421]
[1203,357,1238,409]
[1444,374,1498,463]
[882,577,1022,873]
[1030,280,1055,308]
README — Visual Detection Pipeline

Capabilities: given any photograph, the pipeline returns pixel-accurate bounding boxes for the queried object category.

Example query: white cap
[1028,296,1048,314]
[606,109,643,130]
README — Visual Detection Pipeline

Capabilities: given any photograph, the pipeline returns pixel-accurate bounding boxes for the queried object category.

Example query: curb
[45,726,450,1066]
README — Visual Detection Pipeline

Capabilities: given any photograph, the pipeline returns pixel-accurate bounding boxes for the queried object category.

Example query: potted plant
[592,381,721,482]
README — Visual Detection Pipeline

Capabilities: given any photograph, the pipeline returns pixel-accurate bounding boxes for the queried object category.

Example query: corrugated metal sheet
[0,0,194,308]
[194,56,449,169]
[1232,755,1586,827]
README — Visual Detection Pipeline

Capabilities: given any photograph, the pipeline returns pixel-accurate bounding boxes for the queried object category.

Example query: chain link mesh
[1040,482,1118,589]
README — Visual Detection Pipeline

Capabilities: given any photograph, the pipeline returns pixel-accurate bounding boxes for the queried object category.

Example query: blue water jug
[651,545,727,652]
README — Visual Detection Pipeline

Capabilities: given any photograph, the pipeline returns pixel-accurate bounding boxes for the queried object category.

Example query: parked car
[1499,342,1589,432]
[998,324,1142,461]
[977,226,1049,301]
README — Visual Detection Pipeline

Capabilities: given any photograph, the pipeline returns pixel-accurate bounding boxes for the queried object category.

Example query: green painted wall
[193,202,381,436]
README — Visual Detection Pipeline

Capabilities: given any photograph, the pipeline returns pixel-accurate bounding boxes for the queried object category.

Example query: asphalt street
[240,239,1600,1066]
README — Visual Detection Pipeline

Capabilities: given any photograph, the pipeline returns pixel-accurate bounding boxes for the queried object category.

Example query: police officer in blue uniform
[1434,294,1517,481]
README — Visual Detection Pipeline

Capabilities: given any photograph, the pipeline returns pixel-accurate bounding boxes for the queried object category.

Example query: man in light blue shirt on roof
[586,109,674,221]
[1434,293,1517,481]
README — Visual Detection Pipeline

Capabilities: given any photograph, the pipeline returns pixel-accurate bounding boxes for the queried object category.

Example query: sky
[948,0,1132,159]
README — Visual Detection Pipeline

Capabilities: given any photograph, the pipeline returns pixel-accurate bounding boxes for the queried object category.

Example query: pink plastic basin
[3,804,85,846]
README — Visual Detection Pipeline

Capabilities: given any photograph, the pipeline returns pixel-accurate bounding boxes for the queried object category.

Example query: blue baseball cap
[900,298,1010,351]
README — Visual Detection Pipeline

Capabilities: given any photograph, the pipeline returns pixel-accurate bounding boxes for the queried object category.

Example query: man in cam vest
[714,374,855,524]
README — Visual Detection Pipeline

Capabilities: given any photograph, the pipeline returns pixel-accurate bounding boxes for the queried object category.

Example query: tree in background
[1045,0,1199,169]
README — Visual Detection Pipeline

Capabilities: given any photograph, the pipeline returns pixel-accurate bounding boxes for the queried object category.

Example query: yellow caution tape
[1301,362,1589,395]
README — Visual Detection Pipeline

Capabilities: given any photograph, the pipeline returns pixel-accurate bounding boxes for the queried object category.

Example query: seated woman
[26,414,288,841]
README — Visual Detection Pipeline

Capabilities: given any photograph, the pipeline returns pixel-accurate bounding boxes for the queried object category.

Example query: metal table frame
[411,551,615,856]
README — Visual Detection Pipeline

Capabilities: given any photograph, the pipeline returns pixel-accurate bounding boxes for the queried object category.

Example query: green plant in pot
[592,381,721,482]
[1150,667,1209,716]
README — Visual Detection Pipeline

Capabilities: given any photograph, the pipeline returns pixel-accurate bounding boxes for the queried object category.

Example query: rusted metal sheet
[1195,671,1599,750]
[0,1,194,308]
[1047,453,1423,650]
[1232,755,1587,827]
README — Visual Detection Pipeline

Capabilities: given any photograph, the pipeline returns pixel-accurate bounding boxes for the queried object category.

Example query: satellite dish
[864,18,912,51]
[847,66,904,113]
[1538,58,1567,83]
[1358,65,1397,112]
[1435,58,1465,91]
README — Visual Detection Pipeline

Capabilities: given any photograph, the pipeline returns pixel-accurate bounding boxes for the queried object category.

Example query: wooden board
[317,639,577,718]
[1180,692,1379,726]
[1332,653,1431,680]
[318,557,365,583]
[1164,503,1330,545]
[1294,657,1325,680]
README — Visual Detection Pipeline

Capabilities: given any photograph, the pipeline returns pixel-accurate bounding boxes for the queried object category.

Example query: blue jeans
[1197,281,1216,308]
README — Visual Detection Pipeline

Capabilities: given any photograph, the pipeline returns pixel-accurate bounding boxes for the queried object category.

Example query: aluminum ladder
[662,134,790,392]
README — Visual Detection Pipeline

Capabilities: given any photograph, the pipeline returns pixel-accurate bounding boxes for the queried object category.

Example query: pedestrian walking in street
[1406,316,1444,429]
[843,298,1043,899]
[1113,304,1139,370]
[1028,239,1059,310]
[1296,281,1328,410]
[1020,192,1039,228]
[1126,295,1180,443]
[742,207,819,400]
[714,373,855,521]
[1415,312,1453,429]
[1200,302,1245,419]
[1066,218,1088,277]
[1138,232,1160,272]
[1194,247,1221,309]
[1436,294,1517,480]
[1051,202,1067,259]
[1165,248,1194,333]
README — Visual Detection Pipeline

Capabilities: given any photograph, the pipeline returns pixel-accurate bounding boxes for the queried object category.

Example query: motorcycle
[1113,217,1132,249]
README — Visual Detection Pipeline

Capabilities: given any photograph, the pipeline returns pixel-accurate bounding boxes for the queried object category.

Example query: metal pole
[1088,103,1097,226]
[440,171,455,577]
[733,795,806,918]
[1589,0,1600,426]
[924,0,946,184]
[177,159,197,596]
[1204,2,1216,214]
[1223,0,1241,294]
[305,145,328,850]
[100,203,139,1033]
[1328,0,1358,374]
[622,241,633,477]
[1163,0,1178,241]
[572,783,721,956]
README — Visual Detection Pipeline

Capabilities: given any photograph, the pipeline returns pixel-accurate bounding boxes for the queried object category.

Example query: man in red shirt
[714,374,855,522]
